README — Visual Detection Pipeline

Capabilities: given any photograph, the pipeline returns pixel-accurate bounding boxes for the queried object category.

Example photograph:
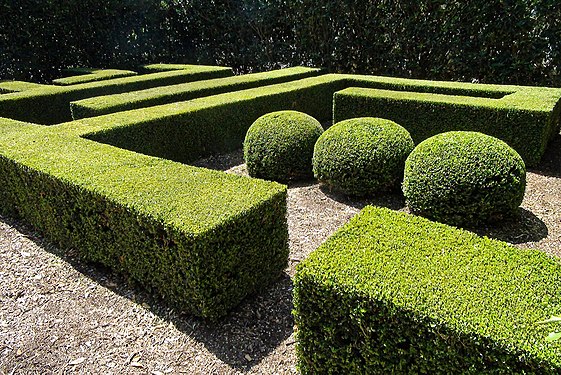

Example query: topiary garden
[2,8,561,370]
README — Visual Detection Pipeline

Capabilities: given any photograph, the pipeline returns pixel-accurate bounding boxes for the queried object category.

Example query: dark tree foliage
[1,0,561,86]
[0,0,188,82]
[287,0,561,85]
[166,0,295,73]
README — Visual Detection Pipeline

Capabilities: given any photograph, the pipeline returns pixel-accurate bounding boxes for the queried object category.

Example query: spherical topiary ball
[402,131,526,227]
[312,117,414,196]
[243,111,324,182]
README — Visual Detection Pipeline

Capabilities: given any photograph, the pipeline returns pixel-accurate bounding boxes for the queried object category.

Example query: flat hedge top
[336,85,561,113]
[0,66,234,100]
[0,81,49,93]
[0,118,286,234]
[71,67,321,112]
[142,63,233,72]
[52,69,138,86]
[296,206,561,366]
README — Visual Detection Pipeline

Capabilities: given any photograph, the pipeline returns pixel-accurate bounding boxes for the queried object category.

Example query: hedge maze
[2,65,561,369]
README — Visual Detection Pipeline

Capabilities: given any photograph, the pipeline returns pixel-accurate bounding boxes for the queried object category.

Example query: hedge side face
[293,206,561,374]
[333,84,561,167]
[70,67,323,119]
[0,66,233,124]
[0,118,288,319]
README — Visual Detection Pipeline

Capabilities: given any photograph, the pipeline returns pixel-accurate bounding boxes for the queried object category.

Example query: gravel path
[1,135,560,374]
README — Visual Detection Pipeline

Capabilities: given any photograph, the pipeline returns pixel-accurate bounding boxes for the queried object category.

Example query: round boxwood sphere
[312,117,414,196]
[243,111,323,182]
[403,131,526,227]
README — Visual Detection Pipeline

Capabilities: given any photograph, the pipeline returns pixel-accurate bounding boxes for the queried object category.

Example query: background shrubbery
[2,0,561,86]
[0,0,187,82]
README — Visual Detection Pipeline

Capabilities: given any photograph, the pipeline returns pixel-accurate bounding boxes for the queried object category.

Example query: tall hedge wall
[285,0,561,85]
[3,0,561,86]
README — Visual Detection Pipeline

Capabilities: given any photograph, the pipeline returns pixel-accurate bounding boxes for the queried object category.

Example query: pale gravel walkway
[1,135,560,374]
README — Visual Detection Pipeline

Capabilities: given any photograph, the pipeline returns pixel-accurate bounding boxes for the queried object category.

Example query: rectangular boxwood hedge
[333,85,561,166]
[52,68,138,86]
[70,74,561,167]
[0,117,288,319]
[70,67,323,119]
[64,75,347,164]
[0,66,233,124]
[293,206,561,374]
[140,63,228,72]
[0,80,50,93]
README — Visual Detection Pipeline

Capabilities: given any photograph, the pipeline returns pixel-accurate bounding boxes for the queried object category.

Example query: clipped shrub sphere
[403,131,526,226]
[244,110,324,182]
[312,117,414,196]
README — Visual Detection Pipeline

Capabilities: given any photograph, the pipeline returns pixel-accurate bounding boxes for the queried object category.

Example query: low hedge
[70,75,346,164]
[64,74,561,168]
[52,68,138,86]
[140,63,223,72]
[244,110,323,182]
[2,70,559,167]
[403,131,526,226]
[0,66,233,124]
[70,67,322,119]
[294,206,561,374]
[0,117,288,319]
[333,85,561,166]
[0,81,49,93]
[313,117,414,195]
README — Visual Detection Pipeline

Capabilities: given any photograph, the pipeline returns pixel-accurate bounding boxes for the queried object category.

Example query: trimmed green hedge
[403,131,526,226]
[0,117,288,319]
[0,81,50,94]
[70,75,345,164]
[244,110,323,182]
[0,66,233,124]
[70,67,322,119]
[56,74,561,169]
[68,74,561,168]
[140,64,221,72]
[294,206,561,374]
[333,84,561,167]
[52,68,138,86]
[313,117,414,196]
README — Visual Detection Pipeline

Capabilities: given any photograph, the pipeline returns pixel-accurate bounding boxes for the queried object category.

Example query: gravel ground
[1,135,560,374]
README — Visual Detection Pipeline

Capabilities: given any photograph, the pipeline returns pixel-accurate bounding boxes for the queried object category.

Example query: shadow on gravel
[191,149,244,171]
[0,216,294,371]
[532,133,561,178]
[319,184,406,211]
[185,275,294,371]
[470,207,548,244]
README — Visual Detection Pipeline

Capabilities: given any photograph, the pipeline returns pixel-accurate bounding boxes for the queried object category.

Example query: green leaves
[294,206,561,373]
[244,110,324,182]
[312,117,414,196]
[537,316,561,342]
[403,131,526,227]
